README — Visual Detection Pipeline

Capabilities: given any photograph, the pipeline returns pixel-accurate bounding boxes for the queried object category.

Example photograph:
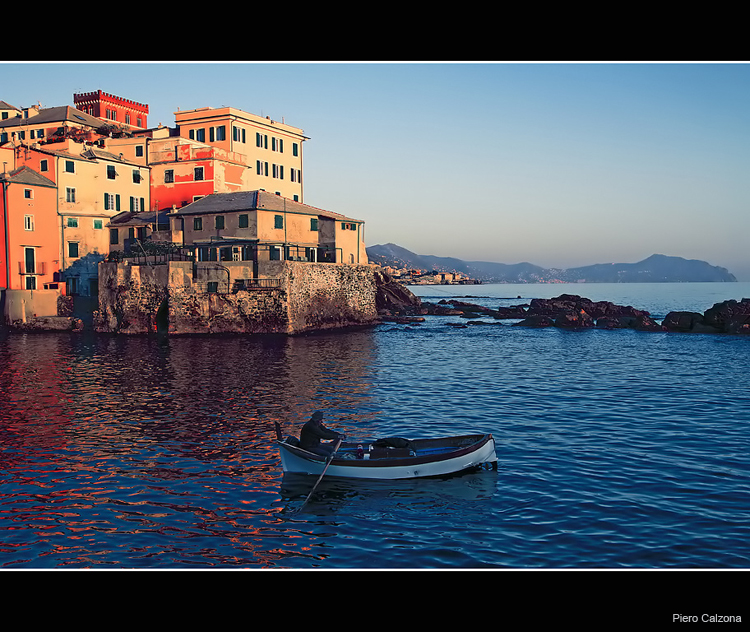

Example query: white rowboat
[275,423,498,480]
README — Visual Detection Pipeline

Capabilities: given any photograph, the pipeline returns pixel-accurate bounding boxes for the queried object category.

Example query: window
[219,247,233,262]
[132,169,142,184]
[197,247,217,262]
[194,167,204,181]
[40,159,48,172]
[110,229,119,245]
[194,217,203,231]
[216,126,226,141]
[294,195,299,202]
[256,133,263,147]
[164,169,174,183]
[341,222,357,230]
[291,168,302,183]
[135,145,144,157]
[24,215,34,231]
[129,197,144,212]
[66,188,76,203]
[94,219,103,230]
[67,217,78,228]
[104,193,120,211]
[128,227,135,240]
[68,242,79,258]
[270,246,280,260]
[274,215,284,229]
[310,218,319,232]
[65,160,75,173]
[215,216,225,229]
[67,277,79,295]
[207,281,219,293]
[24,247,35,274]
[239,214,249,228]
[293,143,299,157]
[241,245,255,261]
[24,188,32,199]
[196,128,205,142]
[107,165,116,179]
[26,276,36,290]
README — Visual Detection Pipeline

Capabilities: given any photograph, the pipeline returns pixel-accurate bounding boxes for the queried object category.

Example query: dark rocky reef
[663,299,750,334]
[512,294,664,331]
[414,292,750,335]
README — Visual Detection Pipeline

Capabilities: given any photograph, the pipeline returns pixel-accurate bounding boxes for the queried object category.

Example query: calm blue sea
[1,283,749,573]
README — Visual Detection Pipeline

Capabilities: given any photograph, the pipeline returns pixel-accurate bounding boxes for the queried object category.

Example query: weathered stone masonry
[94,260,379,335]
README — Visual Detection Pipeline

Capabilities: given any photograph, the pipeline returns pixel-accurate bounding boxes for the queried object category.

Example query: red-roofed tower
[73,90,149,129]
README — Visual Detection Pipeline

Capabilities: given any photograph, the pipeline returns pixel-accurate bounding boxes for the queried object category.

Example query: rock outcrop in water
[663,299,750,334]
[417,293,750,335]
[374,270,426,323]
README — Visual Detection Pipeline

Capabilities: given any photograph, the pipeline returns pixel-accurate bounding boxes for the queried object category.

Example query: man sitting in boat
[299,411,346,457]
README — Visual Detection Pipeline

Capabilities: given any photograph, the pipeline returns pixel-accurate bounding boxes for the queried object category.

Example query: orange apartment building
[0,163,59,292]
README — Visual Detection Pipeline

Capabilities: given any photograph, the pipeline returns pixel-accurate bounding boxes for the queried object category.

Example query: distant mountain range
[366,244,737,283]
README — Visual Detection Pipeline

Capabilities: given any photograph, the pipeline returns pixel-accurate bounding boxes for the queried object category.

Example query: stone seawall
[94,260,379,335]
[286,262,378,334]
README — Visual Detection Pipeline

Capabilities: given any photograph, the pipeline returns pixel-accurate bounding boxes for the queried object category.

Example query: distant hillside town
[377,266,481,286]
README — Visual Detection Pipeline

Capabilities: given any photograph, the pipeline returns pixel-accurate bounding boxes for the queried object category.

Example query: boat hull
[278,434,498,480]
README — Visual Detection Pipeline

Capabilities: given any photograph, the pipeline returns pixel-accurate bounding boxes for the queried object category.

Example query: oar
[297,438,343,512]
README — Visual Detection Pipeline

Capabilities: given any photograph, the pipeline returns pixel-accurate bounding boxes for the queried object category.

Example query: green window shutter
[310,218,318,231]
[275,215,283,229]
[140,198,145,212]
[116,194,121,211]
[104,193,109,210]
[130,197,134,212]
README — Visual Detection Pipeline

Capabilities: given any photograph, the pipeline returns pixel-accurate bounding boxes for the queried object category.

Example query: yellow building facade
[173,106,307,201]
[169,190,366,278]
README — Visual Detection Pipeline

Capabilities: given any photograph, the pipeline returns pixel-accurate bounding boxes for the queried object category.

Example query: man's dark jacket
[300,420,341,451]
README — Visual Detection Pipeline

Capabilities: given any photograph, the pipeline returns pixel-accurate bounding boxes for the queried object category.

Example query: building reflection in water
[0,327,383,567]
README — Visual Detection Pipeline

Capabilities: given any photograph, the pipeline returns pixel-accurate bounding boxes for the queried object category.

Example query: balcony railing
[18,261,47,275]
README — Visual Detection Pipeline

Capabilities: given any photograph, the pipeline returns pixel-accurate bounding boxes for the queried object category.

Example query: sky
[3,61,750,279]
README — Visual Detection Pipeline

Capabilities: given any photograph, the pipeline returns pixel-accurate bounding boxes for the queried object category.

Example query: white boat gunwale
[278,434,493,468]
[275,424,498,479]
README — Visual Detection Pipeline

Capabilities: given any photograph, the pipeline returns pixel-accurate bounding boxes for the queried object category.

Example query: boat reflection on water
[279,467,499,516]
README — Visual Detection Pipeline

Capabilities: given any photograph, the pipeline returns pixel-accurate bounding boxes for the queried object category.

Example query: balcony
[18,261,47,275]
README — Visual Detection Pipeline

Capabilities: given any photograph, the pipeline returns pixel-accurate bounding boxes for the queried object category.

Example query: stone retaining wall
[94,260,379,335]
